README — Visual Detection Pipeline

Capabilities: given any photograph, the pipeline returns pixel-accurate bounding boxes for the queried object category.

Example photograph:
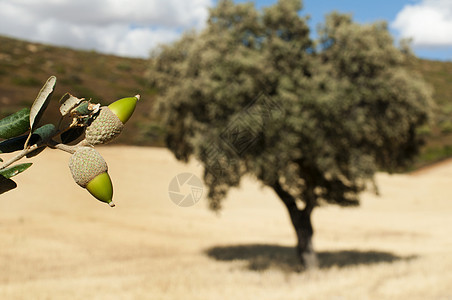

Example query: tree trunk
[273,181,319,269]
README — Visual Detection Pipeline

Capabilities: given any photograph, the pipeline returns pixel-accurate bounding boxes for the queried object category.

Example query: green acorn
[85,95,139,145]
[69,146,114,207]
[108,95,139,123]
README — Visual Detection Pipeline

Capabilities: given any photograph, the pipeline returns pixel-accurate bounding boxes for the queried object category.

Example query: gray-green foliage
[149,0,433,212]
[0,108,30,139]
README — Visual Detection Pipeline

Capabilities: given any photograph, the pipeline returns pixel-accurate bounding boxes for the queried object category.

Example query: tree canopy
[148,0,433,267]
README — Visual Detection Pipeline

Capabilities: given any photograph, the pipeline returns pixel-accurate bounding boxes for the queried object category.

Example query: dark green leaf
[0,175,17,195]
[72,101,93,115]
[0,135,39,153]
[30,76,56,131]
[61,126,85,144]
[33,124,56,142]
[0,108,31,139]
[0,163,32,179]
[0,123,54,154]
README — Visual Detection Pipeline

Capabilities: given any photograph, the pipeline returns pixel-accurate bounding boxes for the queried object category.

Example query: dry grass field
[1,146,452,300]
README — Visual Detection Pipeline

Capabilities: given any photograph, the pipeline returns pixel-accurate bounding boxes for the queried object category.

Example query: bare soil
[1,146,451,299]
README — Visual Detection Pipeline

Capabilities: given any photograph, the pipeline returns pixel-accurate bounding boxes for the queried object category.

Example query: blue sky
[240,0,452,61]
[0,0,451,60]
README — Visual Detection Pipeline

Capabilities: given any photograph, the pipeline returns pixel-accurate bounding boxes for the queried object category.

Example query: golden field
[1,146,451,300]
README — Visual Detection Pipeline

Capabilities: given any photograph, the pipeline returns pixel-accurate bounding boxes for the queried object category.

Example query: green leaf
[0,108,31,139]
[0,123,55,154]
[0,135,39,154]
[33,123,56,142]
[30,76,56,131]
[0,175,17,195]
[72,100,99,116]
[0,163,32,179]
[24,123,55,157]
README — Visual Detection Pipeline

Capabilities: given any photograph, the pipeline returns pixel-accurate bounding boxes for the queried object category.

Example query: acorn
[69,146,115,207]
[85,95,139,145]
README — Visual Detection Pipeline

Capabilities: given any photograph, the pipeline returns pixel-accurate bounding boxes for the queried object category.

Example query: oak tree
[148,0,432,268]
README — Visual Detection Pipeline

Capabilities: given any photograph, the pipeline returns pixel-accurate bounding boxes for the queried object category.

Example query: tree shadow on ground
[205,244,416,273]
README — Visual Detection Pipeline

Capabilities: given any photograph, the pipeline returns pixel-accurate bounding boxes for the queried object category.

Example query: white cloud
[392,0,452,47]
[110,27,181,58]
[0,0,213,58]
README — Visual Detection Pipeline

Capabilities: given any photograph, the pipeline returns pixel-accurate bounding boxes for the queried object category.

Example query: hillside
[411,59,452,168]
[0,35,161,146]
[1,35,452,166]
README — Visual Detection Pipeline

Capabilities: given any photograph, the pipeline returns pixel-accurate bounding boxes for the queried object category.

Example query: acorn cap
[85,106,124,145]
[69,147,114,205]
[108,95,139,124]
